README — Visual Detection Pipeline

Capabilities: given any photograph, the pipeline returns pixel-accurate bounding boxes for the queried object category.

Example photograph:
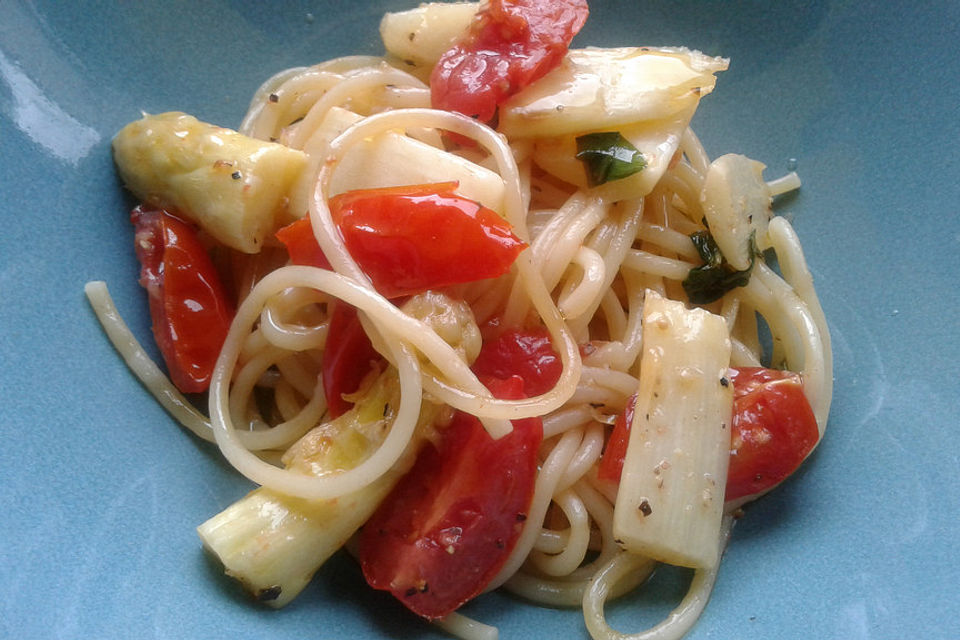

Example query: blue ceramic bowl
[2,2,958,638]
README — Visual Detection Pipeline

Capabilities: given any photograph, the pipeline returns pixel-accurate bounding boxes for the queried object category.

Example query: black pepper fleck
[405,587,418,597]
[516,513,527,522]
[231,171,242,180]
[257,585,282,601]
[268,93,279,103]
[720,377,729,387]
[638,499,652,517]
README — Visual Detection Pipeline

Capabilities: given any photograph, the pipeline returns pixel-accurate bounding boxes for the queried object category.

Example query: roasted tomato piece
[321,302,384,418]
[131,205,234,393]
[277,184,526,299]
[597,393,637,483]
[357,374,541,619]
[274,216,333,270]
[329,183,526,299]
[725,367,820,501]
[597,368,820,502]
[431,0,589,121]
[470,327,562,396]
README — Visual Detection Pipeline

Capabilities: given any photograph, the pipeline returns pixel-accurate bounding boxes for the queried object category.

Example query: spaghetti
[89,2,831,638]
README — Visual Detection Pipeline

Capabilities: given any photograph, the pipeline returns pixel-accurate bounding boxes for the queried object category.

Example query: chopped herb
[575,132,646,187]
[682,229,756,304]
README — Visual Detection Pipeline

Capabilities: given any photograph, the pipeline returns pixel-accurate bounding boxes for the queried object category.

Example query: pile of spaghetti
[87,1,832,638]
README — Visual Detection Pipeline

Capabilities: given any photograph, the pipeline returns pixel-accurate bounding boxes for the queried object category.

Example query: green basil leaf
[682,230,756,304]
[689,230,723,268]
[575,132,647,187]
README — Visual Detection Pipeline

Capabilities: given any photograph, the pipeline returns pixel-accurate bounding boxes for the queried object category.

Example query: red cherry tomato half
[358,374,541,619]
[431,0,589,122]
[130,205,234,393]
[725,367,820,501]
[470,327,562,397]
[329,183,526,299]
[597,368,820,502]
[321,302,384,418]
[276,183,526,299]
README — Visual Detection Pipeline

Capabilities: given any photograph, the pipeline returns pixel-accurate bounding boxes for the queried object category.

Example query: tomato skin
[597,368,820,502]
[322,302,383,418]
[725,367,820,501]
[470,327,562,396]
[276,184,526,299]
[131,206,234,393]
[430,0,589,121]
[274,217,333,270]
[596,393,636,482]
[330,183,526,299]
[357,374,541,619]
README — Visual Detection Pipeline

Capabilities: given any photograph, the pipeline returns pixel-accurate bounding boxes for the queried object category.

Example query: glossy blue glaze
[2,1,958,638]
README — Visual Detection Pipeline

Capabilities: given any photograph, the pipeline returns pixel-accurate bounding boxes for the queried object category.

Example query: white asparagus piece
[198,368,421,607]
[613,290,733,569]
[502,47,727,202]
[499,47,728,139]
[380,2,479,68]
[112,112,307,253]
[324,108,506,213]
[197,477,399,607]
